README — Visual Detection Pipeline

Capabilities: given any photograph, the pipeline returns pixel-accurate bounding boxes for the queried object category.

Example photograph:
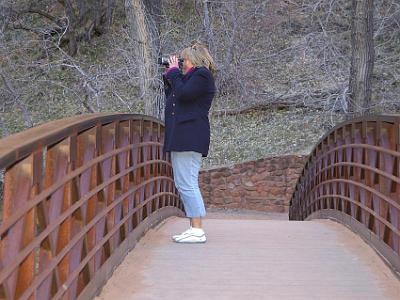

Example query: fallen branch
[212,88,342,116]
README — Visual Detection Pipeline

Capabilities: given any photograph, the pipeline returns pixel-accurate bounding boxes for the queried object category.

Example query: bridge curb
[77,206,185,300]
[306,209,400,279]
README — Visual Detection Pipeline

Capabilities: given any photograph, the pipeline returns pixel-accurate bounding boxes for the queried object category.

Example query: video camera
[158,56,184,68]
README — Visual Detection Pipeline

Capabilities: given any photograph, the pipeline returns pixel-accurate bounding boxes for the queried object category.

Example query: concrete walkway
[95,212,400,300]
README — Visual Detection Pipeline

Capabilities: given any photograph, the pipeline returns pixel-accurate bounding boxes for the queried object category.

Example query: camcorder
[158,56,184,68]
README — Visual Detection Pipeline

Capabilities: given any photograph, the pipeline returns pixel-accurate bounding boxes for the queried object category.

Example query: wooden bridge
[0,113,399,299]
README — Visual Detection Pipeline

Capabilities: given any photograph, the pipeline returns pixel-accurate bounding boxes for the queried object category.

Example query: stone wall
[199,155,308,213]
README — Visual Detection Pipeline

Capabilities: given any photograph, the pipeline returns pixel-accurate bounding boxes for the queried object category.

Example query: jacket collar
[183,66,200,80]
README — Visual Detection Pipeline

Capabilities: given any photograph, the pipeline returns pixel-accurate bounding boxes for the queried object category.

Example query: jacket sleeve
[162,74,172,98]
[165,68,210,103]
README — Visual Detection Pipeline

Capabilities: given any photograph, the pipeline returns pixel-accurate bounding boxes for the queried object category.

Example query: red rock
[227,182,235,189]
[199,154,307,213]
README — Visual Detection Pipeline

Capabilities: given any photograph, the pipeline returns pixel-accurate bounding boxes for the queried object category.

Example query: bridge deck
[95,212,400,300]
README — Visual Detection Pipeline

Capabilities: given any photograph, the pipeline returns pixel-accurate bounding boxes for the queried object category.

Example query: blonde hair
[180,42,217,75]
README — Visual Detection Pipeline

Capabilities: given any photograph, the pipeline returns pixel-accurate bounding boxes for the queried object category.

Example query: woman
[162,42,216,243]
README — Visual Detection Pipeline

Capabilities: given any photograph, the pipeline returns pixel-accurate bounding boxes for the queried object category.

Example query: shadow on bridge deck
[95,211,400,300]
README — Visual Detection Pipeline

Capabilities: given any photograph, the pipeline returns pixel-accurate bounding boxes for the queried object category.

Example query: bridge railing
[0,113,183,299]
[289,115,400,274]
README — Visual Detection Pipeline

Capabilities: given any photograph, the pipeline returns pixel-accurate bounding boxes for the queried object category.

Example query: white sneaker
[173,227,207,244]
[172,227,193,241]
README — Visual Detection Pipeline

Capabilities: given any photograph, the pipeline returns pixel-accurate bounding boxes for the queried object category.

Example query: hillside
[1,0,399,167]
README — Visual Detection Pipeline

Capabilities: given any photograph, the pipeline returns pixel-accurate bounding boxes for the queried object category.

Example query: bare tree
[348,0,375,116]
[124,0,163,118]
[8,1,116,56]
[1,0,399,139]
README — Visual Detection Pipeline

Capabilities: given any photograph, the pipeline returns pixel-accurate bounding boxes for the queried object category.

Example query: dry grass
[203,107,346,167]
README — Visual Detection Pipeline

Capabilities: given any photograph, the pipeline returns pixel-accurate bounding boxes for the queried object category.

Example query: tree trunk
[63,0,79,56]
[143,0,165,119]
[60,0,115,55]
[125,0,162,118]
[348,0,375,116]
[202,0,215,54]
[106,0,116,29]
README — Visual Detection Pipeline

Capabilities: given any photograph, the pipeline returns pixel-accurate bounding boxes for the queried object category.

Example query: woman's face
[182,57,194,74]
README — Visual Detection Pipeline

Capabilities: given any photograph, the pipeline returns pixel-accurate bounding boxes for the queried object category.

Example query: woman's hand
[168,55,179,69]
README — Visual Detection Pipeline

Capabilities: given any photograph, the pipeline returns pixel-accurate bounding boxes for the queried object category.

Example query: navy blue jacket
[163,66,216,157]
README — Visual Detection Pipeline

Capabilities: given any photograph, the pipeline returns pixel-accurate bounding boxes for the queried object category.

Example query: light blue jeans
[171,151,206,218]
